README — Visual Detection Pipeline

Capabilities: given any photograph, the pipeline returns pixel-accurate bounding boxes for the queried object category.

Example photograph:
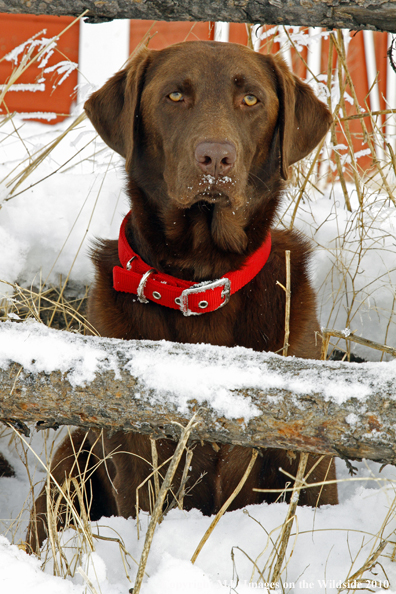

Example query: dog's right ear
[266,53,332,180]
[84,47,152,165]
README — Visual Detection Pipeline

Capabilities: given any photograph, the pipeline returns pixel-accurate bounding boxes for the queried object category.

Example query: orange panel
[374,31,389,113]
[344,32,372,169]
[0,14,79,123]
[346,32,368,98]
[321,30,389,173]
[129,20,214,53]
[228,23,248,46]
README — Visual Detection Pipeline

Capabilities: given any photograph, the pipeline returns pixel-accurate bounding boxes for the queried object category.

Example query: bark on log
[1,322,396,464]
[1,0,396,33]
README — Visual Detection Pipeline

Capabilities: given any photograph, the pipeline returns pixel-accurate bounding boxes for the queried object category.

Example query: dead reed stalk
[276,250,291,357]
[133,415,199,594]
[270,453,309,585]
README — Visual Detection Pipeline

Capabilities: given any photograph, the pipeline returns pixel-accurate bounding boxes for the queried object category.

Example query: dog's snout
[195,141,236,177]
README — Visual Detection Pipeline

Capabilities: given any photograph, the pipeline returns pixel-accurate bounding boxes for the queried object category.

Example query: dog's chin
[184,193,248,254]
[211,203,249,254]
[166,190,249,254]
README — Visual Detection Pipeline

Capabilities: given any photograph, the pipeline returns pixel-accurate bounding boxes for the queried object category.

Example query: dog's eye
[168,92,184,102]
[243,94,258,106]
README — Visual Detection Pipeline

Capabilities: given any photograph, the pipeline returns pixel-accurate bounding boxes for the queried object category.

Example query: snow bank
[1,477,396,594]
[0,536,82,593]
[0,117,126,293]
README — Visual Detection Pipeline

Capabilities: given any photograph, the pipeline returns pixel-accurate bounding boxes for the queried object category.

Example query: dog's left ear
[267,54,332,180]
[84,47,152,168]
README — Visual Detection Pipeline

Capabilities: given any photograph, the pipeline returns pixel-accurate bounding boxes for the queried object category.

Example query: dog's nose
[195,141,236,177]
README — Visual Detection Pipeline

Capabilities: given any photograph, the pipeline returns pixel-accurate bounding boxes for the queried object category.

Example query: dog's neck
[125,178,282,282]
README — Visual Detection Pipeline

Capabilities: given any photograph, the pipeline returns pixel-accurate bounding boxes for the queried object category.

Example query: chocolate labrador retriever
[27,41,337,552]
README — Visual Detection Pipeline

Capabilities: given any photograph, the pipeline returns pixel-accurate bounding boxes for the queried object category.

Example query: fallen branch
[1,321,396,464]
[1,0,396,33]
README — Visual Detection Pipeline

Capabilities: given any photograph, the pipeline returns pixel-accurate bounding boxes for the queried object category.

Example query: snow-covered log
[1,321,396,464]
[2,0,396,33]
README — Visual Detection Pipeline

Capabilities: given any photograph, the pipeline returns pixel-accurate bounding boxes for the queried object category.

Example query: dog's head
[85,42,331,251]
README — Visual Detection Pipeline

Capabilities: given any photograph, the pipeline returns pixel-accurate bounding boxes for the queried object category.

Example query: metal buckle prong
[126,256,136,271]
[179,278,231,316]
[137,269,156,303]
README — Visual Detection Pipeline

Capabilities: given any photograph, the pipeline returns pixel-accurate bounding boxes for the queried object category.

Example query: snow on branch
[1,321,396,464]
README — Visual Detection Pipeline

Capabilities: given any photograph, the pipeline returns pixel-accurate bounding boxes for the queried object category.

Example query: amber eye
[168,92,184,102]
[243,94,258,106]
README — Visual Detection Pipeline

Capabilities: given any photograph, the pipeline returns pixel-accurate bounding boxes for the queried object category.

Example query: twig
[6,112,87,196]
[150,438,160,501]
[326,33,352,211]
[339,108,396,122]
[289,138,326,230]
[339,540,388,592]
[276,251,291,357]
[336,30,363,208]
[77,567,100,594]
[191,448,258,564]
[322,328,396,358]
[10,426,90,546]
[177,447,194,510]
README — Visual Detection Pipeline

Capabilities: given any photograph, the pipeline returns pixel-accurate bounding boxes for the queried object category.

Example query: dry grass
[0,22,396,594]
[0,281,92,333]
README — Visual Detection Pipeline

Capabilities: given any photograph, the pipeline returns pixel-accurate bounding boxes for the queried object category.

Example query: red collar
[113,212,271,316]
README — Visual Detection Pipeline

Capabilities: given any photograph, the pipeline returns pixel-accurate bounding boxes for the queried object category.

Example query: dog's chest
[122,286,276,352]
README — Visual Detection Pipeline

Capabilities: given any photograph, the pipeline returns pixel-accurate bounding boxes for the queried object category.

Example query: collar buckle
[179,278,231,317]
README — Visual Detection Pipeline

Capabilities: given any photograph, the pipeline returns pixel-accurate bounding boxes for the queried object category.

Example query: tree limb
[1,322,396,464]
[1,0,396,33]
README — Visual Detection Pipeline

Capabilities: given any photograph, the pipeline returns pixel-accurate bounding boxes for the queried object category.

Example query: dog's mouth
[193,190,231,206]
[169,172,244,210]
[193,176,234,205]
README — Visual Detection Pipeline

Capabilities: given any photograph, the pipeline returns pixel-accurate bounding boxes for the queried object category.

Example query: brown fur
[0,453,14,478]
[27,41,337,552]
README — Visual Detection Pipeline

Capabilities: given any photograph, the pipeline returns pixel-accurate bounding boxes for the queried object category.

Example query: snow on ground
[1,426,396,594]
[0,116,125,291]
[282,183,396,362]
